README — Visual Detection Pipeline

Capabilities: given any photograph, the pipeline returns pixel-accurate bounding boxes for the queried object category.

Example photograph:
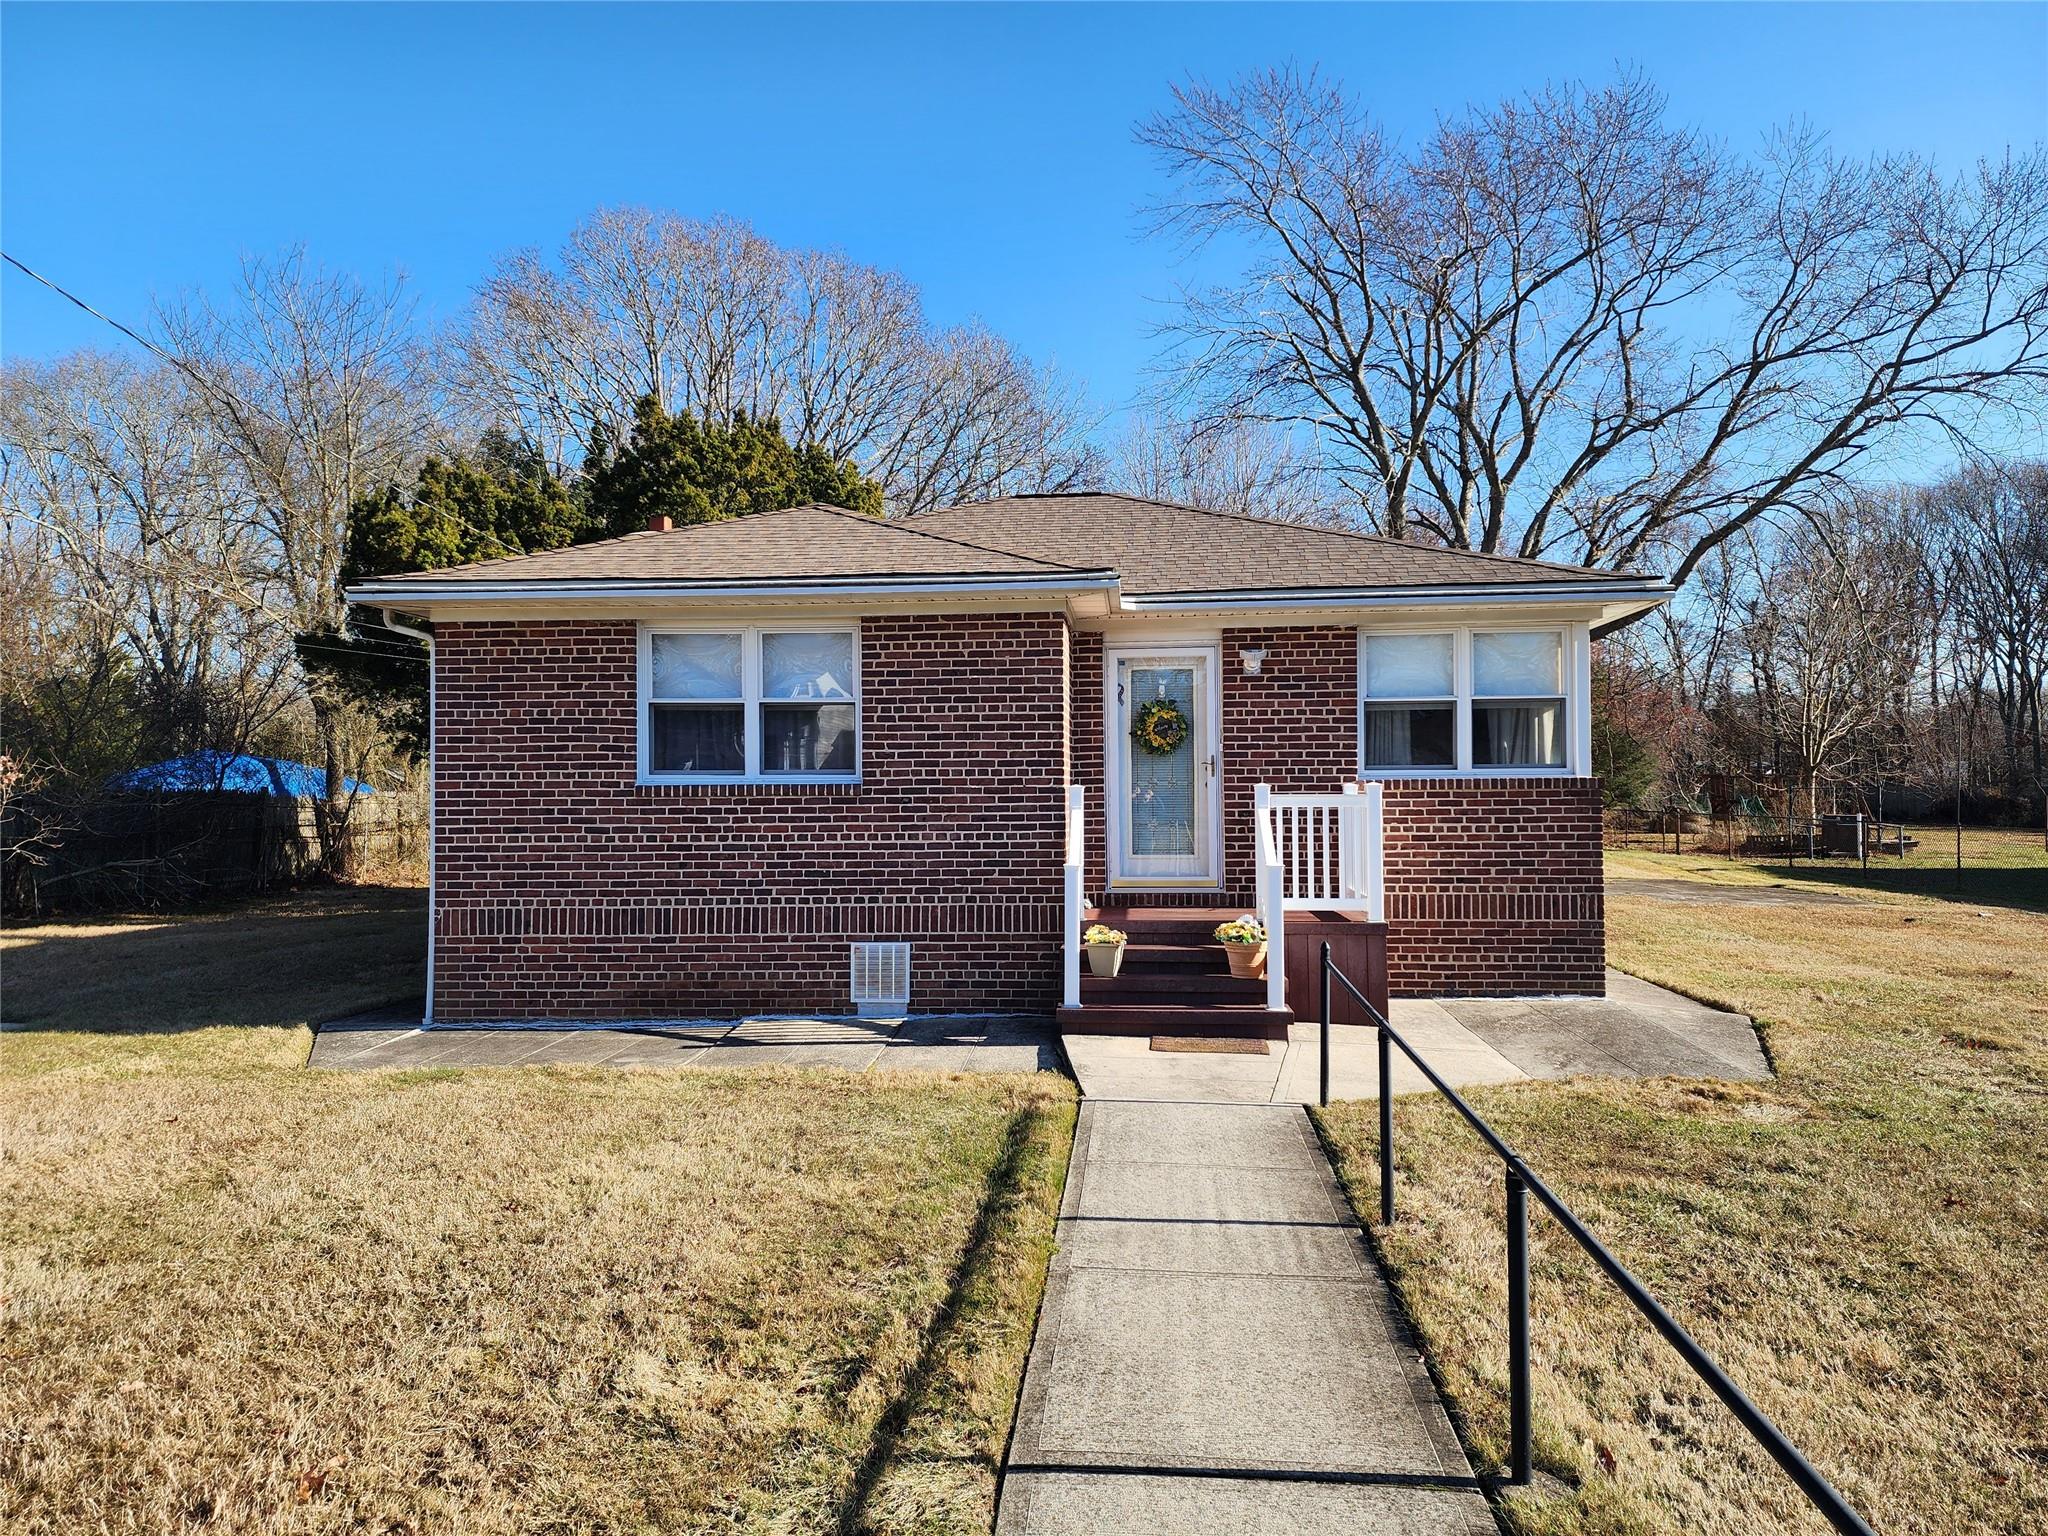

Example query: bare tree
[1110,411,1337,523]
[1739,494,1930,820]
[452,207,1099,510]
[1928,461,2048,815]
[1141,68,2048,580]
[877,322,1101,511]
[155,250,433,871]
[0,351,292,755]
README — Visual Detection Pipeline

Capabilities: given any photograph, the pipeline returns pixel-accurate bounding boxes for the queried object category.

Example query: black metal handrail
[1317,944,1877,1536]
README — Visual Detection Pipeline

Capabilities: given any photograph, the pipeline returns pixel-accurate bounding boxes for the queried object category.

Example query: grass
[1609,823,2048,912]
[1318,851,2048,1536]
[1,888,1075,1534]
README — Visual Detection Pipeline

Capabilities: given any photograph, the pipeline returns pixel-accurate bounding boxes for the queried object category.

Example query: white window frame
[638,621,862,785]
[1359,631,1459,773]
[1356,623,1588,779]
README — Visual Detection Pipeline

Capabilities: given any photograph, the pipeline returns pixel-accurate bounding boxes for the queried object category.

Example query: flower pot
[1223,942,1267,979]
[1086,942,1126,978]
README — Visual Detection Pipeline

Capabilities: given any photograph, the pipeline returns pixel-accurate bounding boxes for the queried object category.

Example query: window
[1357,626,1576,775]
[1361,633,1455,767]
[1471,631,1564,769]
[643,626,859,781]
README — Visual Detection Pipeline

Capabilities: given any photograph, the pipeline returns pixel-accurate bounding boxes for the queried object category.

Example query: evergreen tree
[313,435,597,747]
[341,430,595,584]
[585,396,882,537]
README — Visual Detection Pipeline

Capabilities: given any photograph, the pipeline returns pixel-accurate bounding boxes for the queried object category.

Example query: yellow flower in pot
[1083,923,1128,977]
[1212,915,1268,979]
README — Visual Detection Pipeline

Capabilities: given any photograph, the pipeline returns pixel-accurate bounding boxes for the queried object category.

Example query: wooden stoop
[1056,907,1295,1040]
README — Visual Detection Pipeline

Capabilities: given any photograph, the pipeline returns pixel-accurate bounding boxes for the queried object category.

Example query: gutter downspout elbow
[380,608,433,646]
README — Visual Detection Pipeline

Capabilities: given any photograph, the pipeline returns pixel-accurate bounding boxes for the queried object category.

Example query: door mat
[1150,1036,1271,1055]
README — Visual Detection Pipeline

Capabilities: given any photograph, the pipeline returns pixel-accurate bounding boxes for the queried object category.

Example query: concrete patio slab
[306,1012,1061,1075]
[1607,873,1860,907]
[996,1099,1489,1534]
[1061,968,1768,1104]
[1445,972,1769,1082]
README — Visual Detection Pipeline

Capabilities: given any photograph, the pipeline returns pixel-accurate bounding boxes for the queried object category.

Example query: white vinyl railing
[1254,792,1288,1012]
[1263,783,1385,919]
[1254,781,1387,1015]
[1062,784,1085,1008]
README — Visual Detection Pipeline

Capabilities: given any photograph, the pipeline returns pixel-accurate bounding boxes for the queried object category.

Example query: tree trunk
[309,692,354,879]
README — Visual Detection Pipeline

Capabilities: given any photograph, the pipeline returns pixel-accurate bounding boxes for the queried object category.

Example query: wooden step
[1116,942,1233,971]
[1086,907,1255,940]
[1081,970,1265,1002]
[1056,1003,1294,1040]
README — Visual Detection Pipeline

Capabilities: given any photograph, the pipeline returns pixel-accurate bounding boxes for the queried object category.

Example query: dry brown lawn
[1,890,1074,1534]
[1320,850,2047,1536]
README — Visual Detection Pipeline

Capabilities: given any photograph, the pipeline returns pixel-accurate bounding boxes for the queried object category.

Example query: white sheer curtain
[1363,635,1455,767]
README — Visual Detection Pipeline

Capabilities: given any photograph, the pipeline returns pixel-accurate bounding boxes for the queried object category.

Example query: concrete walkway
[308,1011,1060,1074]
[1061,968,1768,1103]
[996,1100,1494,1534]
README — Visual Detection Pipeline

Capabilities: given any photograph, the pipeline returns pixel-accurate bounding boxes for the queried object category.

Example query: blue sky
[5,2,2045,432]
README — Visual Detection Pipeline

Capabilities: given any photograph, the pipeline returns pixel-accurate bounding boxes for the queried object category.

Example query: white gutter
[382,608,436,1029]
[1119,580,1671,610]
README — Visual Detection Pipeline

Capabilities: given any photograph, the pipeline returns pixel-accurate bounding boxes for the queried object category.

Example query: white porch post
[1062,784,1085,1009]
[1254,783,1287,1013]
[1364,781,1385,924]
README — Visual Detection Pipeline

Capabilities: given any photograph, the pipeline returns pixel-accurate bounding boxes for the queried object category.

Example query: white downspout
[383,609,435,1027]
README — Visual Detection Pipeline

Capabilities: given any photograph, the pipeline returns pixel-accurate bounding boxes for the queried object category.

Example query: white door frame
[1103,640,1224,890]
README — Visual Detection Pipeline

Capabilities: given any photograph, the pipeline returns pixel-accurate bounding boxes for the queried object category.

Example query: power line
[6,508,426,665]
[2,251,188,373]
[2,248,522,559]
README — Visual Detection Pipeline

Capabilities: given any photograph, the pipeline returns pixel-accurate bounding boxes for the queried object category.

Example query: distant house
[106,752,374,799]
[347,493,1668,1032]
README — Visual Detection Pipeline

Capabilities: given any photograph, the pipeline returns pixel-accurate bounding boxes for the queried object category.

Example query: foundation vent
[849,942,911,1016]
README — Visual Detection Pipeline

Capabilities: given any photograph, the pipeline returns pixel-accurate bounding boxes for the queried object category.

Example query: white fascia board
[1110,583,1671,631]
[1117,580,1670,610]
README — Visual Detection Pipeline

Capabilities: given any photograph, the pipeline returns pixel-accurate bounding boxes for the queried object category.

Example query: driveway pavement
[994,1100,1494,1535]
[1607,873,1861,907]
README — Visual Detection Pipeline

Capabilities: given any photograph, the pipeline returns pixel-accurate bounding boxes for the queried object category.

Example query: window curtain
[1478,704,1559,767]
[1364,707,1412,766]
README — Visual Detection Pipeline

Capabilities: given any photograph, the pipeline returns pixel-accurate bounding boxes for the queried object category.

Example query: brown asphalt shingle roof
[358,493,1650,593]
[368,503,1099,585]
[910,494,1646,594]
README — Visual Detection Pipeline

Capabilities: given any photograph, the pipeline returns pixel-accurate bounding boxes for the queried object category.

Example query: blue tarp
[105,751,375,798]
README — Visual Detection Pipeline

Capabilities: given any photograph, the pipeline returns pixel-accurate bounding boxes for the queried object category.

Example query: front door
[1108,645,1221,888]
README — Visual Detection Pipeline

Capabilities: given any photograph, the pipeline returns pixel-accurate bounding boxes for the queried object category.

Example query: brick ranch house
[348,493,1669,1036]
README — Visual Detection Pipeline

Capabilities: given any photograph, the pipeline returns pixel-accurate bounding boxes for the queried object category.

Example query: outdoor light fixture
[1239,647,1267,676]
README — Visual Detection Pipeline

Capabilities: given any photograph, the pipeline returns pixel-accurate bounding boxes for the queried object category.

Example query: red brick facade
[433,613,1070,1019]
[431,614,1604,1019]
[1377,778,1605,997]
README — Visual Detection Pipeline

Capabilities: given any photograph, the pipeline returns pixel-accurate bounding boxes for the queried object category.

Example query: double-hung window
[1361,633,1456,768]
[643,625,859,781]
[1471,631,1564,769]
[1359,627,1573,774]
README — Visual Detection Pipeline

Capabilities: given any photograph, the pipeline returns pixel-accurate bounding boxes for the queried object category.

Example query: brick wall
[1379,777,1605,997]
[434,614,1603,1018]
[1074,625,1603,995]
[432,613,1070,1019]
[1073,626,1356,907]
